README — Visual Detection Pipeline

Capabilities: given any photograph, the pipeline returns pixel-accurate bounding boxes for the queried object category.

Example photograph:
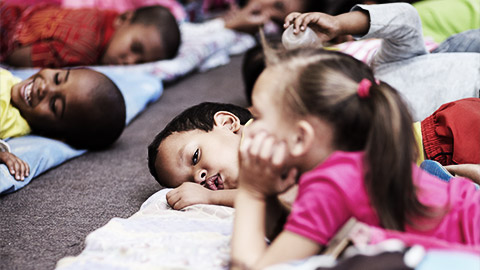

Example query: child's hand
[166,182,213,210]
[238,131,297,199]
[444,164,480,185]
[224,2,271,34]
[284,12,341,43]
[0,152,29,181]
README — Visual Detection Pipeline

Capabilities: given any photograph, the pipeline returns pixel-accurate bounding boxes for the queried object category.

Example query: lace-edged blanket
[56,189,235,270]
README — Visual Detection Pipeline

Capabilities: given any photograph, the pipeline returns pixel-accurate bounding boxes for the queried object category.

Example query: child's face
[10,68,102,134]
[248,67,336,173]
[101,23,164,65]
[251,0,307,24]
[247,67,296,145]
[155,127,242,190]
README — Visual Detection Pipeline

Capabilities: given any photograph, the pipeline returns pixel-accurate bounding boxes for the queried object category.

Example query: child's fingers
[5,159,16,175]
[248,131,267,157]
[292,13,311,33]
[259,136,275,161]
[271,141,287,166]
[23,159,30,177]
[17,160,27,181]
[292,13,325,34]
[239,136,252,156]
[299,13,321,31]
[171,199,183,210]
[166,189,179,203]
[1,154,15,175]
[166,194,181,209]
[1,152,28,180]
[284,12,301,28]
[18,158,29,180]
[12,160,20,179]
[12,160,23,181]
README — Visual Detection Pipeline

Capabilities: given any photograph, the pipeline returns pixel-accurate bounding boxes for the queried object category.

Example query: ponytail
[364,81,429,230]
[263,47,431,230]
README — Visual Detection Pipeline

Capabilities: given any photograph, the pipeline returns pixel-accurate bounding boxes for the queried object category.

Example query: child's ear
[213,111,242,133]
[290,120,315,157]
[114,11,134,28]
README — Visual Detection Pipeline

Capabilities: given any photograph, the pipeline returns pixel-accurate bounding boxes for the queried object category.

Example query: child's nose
[194,169,208,184]
[123,54,139,65]
[37,80,48,100]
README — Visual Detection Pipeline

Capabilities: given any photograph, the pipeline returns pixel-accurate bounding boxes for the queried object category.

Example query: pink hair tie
[357,79,372,98]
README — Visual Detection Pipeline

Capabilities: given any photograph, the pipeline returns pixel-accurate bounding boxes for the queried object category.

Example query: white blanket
[55,189,480,270]
[56,189,235,270]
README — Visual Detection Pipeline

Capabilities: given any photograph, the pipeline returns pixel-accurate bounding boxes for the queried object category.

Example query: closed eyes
[53,69,70,85]
[54,73,60,85]
[50,97,58,115]
[49,95,64,118]
[131,41,144,54]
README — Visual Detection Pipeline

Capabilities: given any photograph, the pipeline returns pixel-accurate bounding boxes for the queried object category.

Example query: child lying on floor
[147,102,252,209]
[0,68,126,180]
[147,97,480,211]
[230,42,479,270]
[0,3,180,67]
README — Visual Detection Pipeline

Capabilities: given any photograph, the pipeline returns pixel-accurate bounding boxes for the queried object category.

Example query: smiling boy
[1,4,180,67]
[0,68,126,180]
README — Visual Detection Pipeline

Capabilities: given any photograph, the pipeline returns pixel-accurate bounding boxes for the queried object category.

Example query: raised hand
[224,2,271,34]
[238,131,297,199]
[284,12,341,43]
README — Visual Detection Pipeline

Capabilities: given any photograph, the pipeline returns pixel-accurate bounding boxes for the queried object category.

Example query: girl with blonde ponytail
[231,6,480,269]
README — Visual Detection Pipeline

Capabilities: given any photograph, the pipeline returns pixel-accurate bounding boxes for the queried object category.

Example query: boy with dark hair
[1,68,126,180]
[147,102,252,209]
[1,4,181,67]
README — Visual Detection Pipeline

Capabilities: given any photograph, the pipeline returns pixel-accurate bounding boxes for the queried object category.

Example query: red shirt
[1,3,117,67]
[421,98,480,165]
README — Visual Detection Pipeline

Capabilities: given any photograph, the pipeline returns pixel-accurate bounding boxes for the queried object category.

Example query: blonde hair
[262,45,429,231]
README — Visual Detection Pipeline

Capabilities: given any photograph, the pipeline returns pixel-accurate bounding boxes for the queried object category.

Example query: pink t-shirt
[285,151,480,248]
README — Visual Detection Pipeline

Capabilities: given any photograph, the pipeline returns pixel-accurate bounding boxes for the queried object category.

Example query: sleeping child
[0,3,181,67]
[0,68,126,180]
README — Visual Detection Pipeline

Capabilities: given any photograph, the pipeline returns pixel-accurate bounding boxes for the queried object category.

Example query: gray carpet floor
[0,55,248,270]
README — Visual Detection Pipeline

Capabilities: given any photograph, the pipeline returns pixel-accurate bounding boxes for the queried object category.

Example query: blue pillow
[0,68,162,194]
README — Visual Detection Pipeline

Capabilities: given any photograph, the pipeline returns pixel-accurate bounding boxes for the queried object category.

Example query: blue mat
[1,68,162,194]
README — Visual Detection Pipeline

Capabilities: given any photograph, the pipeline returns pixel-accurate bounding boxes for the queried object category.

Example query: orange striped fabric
[1,3,117,67]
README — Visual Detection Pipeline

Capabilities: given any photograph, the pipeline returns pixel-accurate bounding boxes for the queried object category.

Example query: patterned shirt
[1,3,117,67]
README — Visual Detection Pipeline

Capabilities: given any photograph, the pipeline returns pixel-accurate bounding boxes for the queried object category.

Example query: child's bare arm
[232,132,307,268]
[166,182,237,209]
[0,152,30,181]
[283,10,370,43]
[444,164,480,185]
[5,46,33,67]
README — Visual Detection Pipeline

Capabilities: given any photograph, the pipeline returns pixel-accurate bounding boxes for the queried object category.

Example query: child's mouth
[22,81,33,106]
[203,174,224,190]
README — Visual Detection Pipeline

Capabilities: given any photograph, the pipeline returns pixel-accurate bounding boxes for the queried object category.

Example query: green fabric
[414,0,480,43]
